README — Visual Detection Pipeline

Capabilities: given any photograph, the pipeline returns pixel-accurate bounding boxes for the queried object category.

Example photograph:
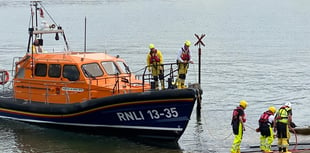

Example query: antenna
[84,16,87,52]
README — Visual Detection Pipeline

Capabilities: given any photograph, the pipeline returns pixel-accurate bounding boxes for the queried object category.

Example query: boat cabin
[13,52,150,104]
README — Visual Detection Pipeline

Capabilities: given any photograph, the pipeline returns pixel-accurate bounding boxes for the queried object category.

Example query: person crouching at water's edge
[176,40,193,89]
[231,100,248,153]
[146,44,165,90]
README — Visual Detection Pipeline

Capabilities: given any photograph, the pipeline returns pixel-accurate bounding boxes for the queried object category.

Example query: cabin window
[101,61,120,75]
[81,63,103,78]
[16,68,25,78]
[117,61,131,74]
[48,64,61,78]
[63,65,79,81]
[35,63,47,77]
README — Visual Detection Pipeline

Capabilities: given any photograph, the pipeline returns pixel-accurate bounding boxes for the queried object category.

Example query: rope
[245,124,257,132]
[39,2,58,26]
[192,63,198,83]
[223,132,233,140]
[132,67,145,74]
[289,126,298,151]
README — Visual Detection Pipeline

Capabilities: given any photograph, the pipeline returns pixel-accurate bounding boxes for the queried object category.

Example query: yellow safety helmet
[268,106,276,114]
[184,40,191,47]
[239,100,248,109]
[149,44,155,49]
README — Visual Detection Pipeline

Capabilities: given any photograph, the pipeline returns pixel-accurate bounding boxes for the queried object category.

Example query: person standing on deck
[274,102,293,153]
[257,106,276,153]
[146,44,165,90]
[176,40,193,89]
[231,100,248,153]
[32,39,44,53]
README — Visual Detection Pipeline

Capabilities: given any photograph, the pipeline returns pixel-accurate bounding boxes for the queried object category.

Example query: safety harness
[232,106,246,123]
[149,50,160,63]
[181,48,191,61]
[231,106,245,135]
[276,106,291,124]
[259,111,273,126]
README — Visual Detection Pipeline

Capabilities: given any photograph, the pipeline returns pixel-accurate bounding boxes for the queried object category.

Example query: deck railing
[136,62,179,91]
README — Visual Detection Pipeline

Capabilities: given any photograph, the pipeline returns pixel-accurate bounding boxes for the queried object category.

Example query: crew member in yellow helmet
[274,102,293,153]
[257,106,276,153]
[176,40,193,89]
[146,44,165,90]
[231,100,248,153]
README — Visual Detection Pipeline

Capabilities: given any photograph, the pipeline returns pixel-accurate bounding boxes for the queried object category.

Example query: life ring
[0,70,9,85]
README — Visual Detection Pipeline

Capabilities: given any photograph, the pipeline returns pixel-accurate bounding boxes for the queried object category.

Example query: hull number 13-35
[116,107,179,121]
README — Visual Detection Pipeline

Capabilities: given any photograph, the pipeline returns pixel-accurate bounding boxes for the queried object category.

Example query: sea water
[0,0,310,152]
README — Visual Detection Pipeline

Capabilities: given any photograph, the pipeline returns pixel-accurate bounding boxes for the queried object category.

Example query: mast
[84,16,87,52]
[27,1,70,53]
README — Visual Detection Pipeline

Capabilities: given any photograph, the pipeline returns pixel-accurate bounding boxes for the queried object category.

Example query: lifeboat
[0,1,202,142]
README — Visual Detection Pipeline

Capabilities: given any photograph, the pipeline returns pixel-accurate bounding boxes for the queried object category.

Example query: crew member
[274,102,293,153]
[176,40,193,89]
[257,106,276,153]
[32,39,44,53]
[231,100,248,153]
[146,44,165,90]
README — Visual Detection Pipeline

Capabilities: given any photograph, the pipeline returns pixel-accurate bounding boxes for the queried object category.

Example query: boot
[180,79,186,88]
[155,81,159,90]
[160,80,165,90]
[278,147,283,153]
[282,148,291,153]
[177,79,182,89]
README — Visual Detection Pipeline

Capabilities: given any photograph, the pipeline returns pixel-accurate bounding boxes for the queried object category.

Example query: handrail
[136,62,179,91]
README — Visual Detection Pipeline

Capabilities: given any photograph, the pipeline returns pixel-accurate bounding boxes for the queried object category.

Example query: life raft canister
[0,70,9,85]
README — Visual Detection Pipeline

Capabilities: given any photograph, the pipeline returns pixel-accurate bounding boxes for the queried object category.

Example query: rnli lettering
[116,107,179,121]
[117,111,144,121]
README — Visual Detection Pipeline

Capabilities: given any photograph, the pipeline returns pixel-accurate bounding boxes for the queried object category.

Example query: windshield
[101,61,121,75]
[117,61,131,74]
[81,63,104,78]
